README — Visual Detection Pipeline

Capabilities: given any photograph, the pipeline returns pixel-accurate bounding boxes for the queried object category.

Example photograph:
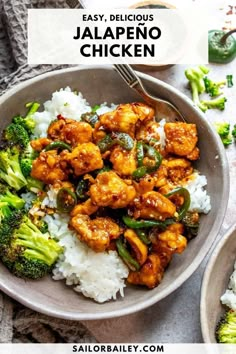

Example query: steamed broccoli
[0,202,12,223]
[201,97,227,111]
[12,102,39,134]
[26,176,44,192]
[216,310,236,343]
[185,66,227,112]
[232,124,236,141]
[0,183,25,210]
[4,123,30,148]
[214,122,232,146]
[19,143,42,191]
[203,76,226,97]
[20,143,38,178]
[0,209,62,279]
[0,144,27,191]
[185,65,210,112]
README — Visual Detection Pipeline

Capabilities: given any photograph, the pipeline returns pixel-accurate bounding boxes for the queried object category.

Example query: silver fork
[66,1,185,122]
[114,64,185,122]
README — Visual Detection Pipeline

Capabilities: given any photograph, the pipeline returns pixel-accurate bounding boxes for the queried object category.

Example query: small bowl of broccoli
[201,224,236,343]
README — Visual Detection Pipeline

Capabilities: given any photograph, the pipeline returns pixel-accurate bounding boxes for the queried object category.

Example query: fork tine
[114,64,139,88]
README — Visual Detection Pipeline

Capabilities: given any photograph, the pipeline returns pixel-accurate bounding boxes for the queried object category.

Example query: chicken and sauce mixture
[31,103,200,289]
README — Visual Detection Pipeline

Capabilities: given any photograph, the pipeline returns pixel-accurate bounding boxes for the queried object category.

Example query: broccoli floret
[20,143,38,178]
[4,123,30,148]
[214,122,232,146]
[232,124,236,141]
[12,116,35,133]
[0,202,12,223]
[185,65,210,112]
[26,176,44,192]
[12,102,39,134]
[19,143,42,191]
[0,144,27,191]
[0,183,25,209]
[203,76,226,97]
[216,310,236,343]
[33,218,48,234]
[201,97,227,111]
[20,158,32,177]
[0,210,62,279]
[185,66,227,112]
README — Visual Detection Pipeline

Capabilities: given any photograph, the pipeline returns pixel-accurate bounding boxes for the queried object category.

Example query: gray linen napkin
[0,0,96,343]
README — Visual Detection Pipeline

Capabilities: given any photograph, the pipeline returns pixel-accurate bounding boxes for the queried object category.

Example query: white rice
[156,118,166,149]
[41,185,58,209]
[20,191,37,210]
[32,87,91,138]
[221,263,236,310]
[96,102,117,115]
[185,172,211,214]
[44,213,129,303]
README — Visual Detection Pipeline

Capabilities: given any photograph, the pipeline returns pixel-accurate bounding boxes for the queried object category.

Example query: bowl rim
[0,65,230,320]
[200,223,236,343]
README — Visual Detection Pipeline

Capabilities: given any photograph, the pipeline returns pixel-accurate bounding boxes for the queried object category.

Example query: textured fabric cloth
[0,0,72,94]
[0,0,96,343]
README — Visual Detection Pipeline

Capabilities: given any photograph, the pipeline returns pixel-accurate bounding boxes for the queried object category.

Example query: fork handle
[113,64,149,101]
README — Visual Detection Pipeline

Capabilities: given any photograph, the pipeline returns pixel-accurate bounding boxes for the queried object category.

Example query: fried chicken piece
[135,119,160,142]
[96,103,154,138]
[127,254,164,289]
[53,180,74,191]
[90,171,136,209]
[110,145,137,176]
[133,174,155,195]
[62,142,103,176]
[31,150,67,184]
[70,198,98,217]
[70,214,122,252]
[163,158,193,183]
[152,165,168,188]
[150,223,186,268]
[164,123,199,160]
[152,223,187,255]
[48,118,93,147]
[133,191,176,220]
[31,138,52,152]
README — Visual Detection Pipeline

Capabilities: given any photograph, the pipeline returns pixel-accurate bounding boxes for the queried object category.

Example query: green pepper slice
[111,132,134,151]
[136,141,144,167]
[81,112,99,127]
[132,143,162,179]
[116,238,140,271]
[76,179,89,201]
[165,187,191,221]
[136,229,151,245]
[98,133,134,153]
[132,166,147,179]
[208,29,236,64]
[97,135,114,153]
[44,141,72,152]
[122,216,174,229]
[57,188,77,213]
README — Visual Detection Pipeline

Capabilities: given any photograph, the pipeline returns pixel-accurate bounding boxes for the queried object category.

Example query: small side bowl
[201,224,236,343]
